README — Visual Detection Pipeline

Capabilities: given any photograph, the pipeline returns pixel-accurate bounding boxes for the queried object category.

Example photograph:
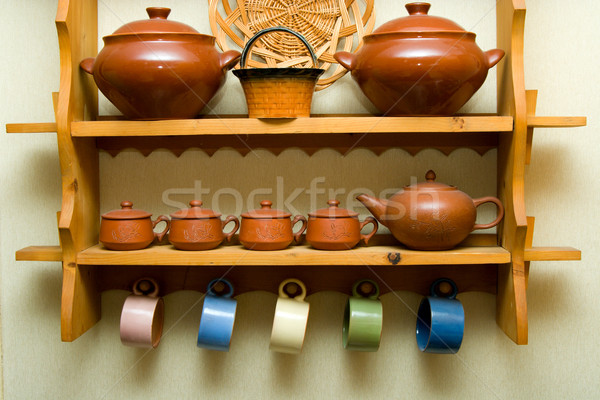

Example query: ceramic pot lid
[102,201,152,219]
[111,7,201,35]
[170,200,221,219]
[372,3,467,35]
[241,200,291,219]
[404,170,457,191]
[309,200,358,218]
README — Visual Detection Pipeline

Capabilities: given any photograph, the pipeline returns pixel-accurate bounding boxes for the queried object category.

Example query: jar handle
[152,215,171,242]
[472,197,504,230]
[291,215,307,243]
[359,216,378,245]
[222,215,240,242]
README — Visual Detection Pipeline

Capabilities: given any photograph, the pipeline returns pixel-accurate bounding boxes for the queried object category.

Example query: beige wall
[1,0,599,398]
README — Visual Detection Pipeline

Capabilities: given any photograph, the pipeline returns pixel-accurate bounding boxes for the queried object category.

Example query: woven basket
[209,0,375,91]
[233,27,325,118]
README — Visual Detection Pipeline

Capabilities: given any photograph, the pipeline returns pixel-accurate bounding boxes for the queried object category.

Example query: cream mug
[269,278,310,354]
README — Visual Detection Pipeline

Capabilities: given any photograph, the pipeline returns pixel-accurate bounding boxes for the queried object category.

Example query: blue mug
[416,278,464,354]
[197,278,237,351]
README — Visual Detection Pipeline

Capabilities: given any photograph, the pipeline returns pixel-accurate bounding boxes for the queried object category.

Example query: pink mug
[120,278,164,348]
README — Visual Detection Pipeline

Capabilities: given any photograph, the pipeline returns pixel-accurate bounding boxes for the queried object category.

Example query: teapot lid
[309,200,358,218]
[404,170,457,191]
[170,200,221,219]
[111,7,201,35]
[102,201,152,220]
[372,3,468,35]
[242,200,291,219]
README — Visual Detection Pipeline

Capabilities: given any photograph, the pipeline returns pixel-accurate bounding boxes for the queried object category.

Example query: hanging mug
[197,278,238,351]
[343,279,383,351]
[120,277,164,348]
[416,278,465,354]
[270,278,310,354]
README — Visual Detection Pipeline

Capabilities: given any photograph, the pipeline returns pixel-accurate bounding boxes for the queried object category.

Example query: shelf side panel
[55,0,101,341]
[496,0,528,345]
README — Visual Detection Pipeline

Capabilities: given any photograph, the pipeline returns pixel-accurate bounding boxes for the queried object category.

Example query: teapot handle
[291,215,307,243]
[152,215,171,242]
[472,197,504,230]
[359,216,378,245]
[222,215,240,242]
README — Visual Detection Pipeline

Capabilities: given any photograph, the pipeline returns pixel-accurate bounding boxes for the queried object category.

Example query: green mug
[342,279,383,351]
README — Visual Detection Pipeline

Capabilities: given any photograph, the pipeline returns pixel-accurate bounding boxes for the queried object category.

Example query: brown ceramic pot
[306,200,378,250]
[168,200,240,250]
[357,171,504,250]
[334,2,505,115]
[80,7,241,120]
[100,201,170,251]
[239,201,307,251]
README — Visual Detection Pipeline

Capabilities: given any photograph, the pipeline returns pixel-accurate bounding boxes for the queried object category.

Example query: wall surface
[1,0,599,399]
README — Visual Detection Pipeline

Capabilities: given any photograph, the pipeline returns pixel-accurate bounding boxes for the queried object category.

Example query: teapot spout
[356,194,388,227]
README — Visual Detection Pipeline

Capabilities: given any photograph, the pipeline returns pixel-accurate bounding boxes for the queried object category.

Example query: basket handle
[239,26,318,69]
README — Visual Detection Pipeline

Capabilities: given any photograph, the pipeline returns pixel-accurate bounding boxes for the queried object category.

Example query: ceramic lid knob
[146,7,171,20]
[120,201,133,209]
[189,200,203,208]
[260,200,273,209]
[406,2,431,15]
[425,170,437,182]
[328,200,340,208]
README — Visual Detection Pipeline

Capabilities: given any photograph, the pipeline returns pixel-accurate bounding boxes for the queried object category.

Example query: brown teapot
[356,171,504,250]
[168,200,239,250]
[334,2,504,115]
[239,201,307,251]
[80,7,241,119]
[100,201,170,251]
[306,200,378,250]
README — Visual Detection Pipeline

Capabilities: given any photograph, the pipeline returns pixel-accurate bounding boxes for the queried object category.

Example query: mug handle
[152,215,171,242]
[351,279,380,300]
[291,215,308,243]
[278,278,307,302]
[207,278,235,298]
[472,197,505,230]
[359,216,378,245]
[132,277,160,297]
[222,215,240,242]
[430,278,458,300]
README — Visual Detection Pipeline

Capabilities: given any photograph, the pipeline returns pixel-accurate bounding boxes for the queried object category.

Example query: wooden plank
[524,247,581,261]
[77,243,510,266]
[71,115,514,137]
[6,123,57,133]
[15,246,63,261]
[527,116,587,128]
[525,90,537,164]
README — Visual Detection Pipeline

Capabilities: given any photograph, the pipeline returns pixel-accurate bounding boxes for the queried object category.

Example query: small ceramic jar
[239,200,307,250]
[306,200,378,250]
[100,201,170,250]
[168,200,239,250]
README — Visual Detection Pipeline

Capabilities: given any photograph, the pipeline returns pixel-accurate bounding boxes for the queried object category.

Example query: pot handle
[219,50,242,71]
[222,215,240,242]
[485,49,505,69]
[333,51,355,71]
[359,216,378,245]
[291,215,308,243]
[80,58,95,74]
[239,26,318,69]
[472,197,505,230]
[152,215,171,242]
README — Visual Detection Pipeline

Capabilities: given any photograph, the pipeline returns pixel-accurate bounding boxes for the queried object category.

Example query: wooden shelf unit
[8,0,585,344]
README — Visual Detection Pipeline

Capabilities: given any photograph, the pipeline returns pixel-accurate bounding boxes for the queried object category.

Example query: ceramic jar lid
[241,200,291,219]
[371,3,468,35]
[308,200,358,218]
[102,201,152,220]
[404,170,457,192]
[169,200,221,219]
[111,7,201,36]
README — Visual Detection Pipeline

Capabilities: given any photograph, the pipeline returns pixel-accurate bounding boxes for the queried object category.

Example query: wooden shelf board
[16,246,62,261]
[527,116,586,128]
[71,115,513,137]
[524,246,581,261]
[6,123,57,133]
[77,243,510,266]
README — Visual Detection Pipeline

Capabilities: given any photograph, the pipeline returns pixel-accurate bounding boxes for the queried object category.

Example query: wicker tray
[208,0,375,91]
